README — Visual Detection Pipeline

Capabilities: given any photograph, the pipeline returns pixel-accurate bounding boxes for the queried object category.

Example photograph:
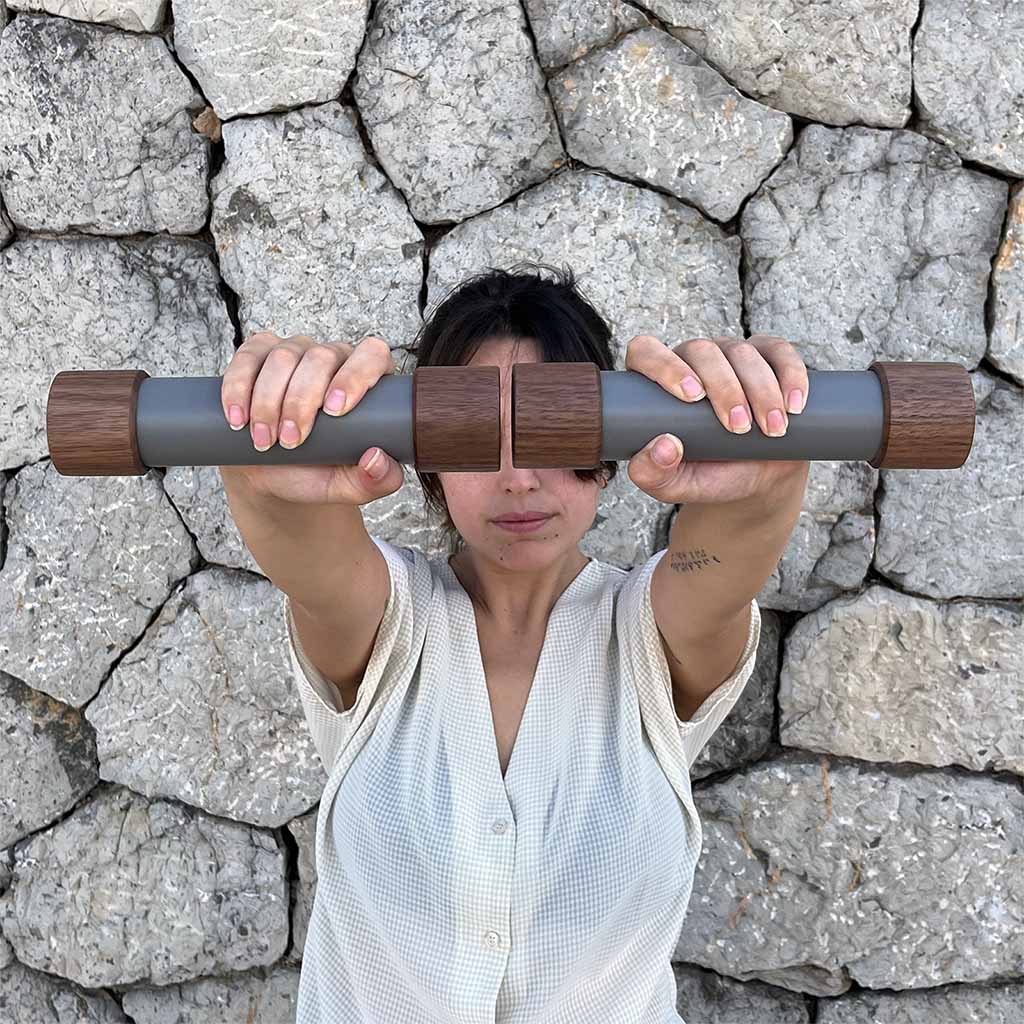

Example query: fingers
[319,335,395,419]
[220,332,395,455]
[625,333,807,438]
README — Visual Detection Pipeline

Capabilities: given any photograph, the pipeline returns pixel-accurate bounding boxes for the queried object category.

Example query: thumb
[643,432,684,470]
[358,446,400,489]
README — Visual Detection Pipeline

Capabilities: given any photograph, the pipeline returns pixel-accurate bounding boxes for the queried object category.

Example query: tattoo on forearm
[670,548,721,573]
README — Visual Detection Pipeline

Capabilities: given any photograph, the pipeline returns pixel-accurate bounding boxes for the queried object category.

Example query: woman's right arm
[217,332,405,710]
[220,468,390,710]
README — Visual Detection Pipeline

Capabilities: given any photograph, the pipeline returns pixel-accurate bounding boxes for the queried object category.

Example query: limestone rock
[549,27,792,222]
[914,0,1024,177]
[677,754,1024,994]
[990,181,1024,385]
[523,0,650,71]
[0,671,99,850]
[0,15,208,234]
[352,0,565,224]
[648,0,915,127]
[84,569,331,828]
[210,102,423,354]
[875,370,1024,599]
[0,783,289,987]
[0,235,235,469]
[173,0,369,119]
[779,585,1023,775]
[742,125,1007,367]
[7,0,166,31]
[0,462,196,705]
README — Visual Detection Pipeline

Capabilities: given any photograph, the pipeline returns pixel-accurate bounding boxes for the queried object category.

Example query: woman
[220,262,810,1022]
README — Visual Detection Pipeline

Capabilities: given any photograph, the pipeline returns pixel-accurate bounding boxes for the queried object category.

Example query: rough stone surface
[990,181,1024,384]
[779,585,1024,775]
[687,606,778,781]
[757,460,877,614]
[173,0,369,119]
[672,962,810,1022]
[676,754,1024,994]
[120,962,300,1018]
[286,807,317,961]
[0,15,209,234]
[0,672,98,850]
[165,466,262,576]
[913,0,1024,177]
[7,0,166,31]
[815,979,1024,1021]
[352,0,566,224]
[84,570,331,828]
[426,168,745,359]
[742,125,1008,367]
[0,235,234,469]
[523,0,650,71]
[875,371,1024,600]
[548,26,792,222]
[0,783,289,987]
[0,960,126,1021]
[0,462,197,705]
[210,101,423,353]
[648,0,916,128]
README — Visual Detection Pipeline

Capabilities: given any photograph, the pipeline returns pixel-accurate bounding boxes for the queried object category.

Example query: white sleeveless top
[285,536,761,1024]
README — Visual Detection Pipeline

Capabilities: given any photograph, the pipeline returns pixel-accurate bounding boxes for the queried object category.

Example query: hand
[625,334,811,506]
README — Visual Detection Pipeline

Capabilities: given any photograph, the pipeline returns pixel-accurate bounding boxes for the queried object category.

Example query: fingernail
[253,422,272,451]
[324,389,346,415]
[766,409,787,436]
[788,389,803,414]
[363,448,386,478]
[228,404,245,430]
[652,433,683,466]
[680,376,704,399]
[729,405,751,432]
[279,419,300,448]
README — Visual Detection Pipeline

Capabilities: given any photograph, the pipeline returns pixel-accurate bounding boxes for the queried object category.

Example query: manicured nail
[680,375,704,399]
[324,389,346,415]
[228,404,245,430]
[788,389,803,414]
[252,422,272,451]
[652,433,683,466]
[729,405,751,432]
[766,409,787,436]
[279,419,300,448]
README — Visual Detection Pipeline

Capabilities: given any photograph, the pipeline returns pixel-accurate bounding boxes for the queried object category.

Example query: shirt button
[483,930,501,948]
[491,819,508,834]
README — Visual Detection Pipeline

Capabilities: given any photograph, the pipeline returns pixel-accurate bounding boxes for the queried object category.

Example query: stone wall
[0,0,1021,1020]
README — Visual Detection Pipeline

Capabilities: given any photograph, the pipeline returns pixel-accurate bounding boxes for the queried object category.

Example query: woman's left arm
[623,333,812,720]
[653,463,808,719]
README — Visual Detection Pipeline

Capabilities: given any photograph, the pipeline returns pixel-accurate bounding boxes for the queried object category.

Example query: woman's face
[437,337,605,571]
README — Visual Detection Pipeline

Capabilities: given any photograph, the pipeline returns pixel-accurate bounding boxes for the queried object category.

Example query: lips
[493,513,553,523]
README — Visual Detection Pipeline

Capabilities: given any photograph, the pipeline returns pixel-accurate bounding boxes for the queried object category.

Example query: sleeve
[615,546,762,773]
[284,535,433,775]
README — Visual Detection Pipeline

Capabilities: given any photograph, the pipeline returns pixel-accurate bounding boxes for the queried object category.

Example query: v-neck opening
[440,555,598,790]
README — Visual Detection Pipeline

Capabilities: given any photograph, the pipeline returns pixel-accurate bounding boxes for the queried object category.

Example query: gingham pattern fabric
[284,537,761,1024]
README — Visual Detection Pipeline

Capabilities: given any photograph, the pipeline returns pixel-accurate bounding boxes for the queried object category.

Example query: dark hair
[401,260,619,556]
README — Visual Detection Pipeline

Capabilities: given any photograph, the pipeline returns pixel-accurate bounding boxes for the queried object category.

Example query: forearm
[219,466,371,613]
[666,463,809,643]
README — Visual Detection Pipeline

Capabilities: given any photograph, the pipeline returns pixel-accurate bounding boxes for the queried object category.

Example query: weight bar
[45,360,975,476]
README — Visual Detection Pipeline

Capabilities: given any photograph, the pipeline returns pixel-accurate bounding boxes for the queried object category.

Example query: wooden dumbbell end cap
[46,369,150,476]
[867,361,975,469]
[512,362,602,469]
[413,365,501,471]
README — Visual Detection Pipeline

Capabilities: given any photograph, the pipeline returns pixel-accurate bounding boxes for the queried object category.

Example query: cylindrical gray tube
[599,369,883,462]
[136,368,883,469]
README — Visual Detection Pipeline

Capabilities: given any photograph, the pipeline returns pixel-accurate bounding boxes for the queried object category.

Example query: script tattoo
[669,548,721,573]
